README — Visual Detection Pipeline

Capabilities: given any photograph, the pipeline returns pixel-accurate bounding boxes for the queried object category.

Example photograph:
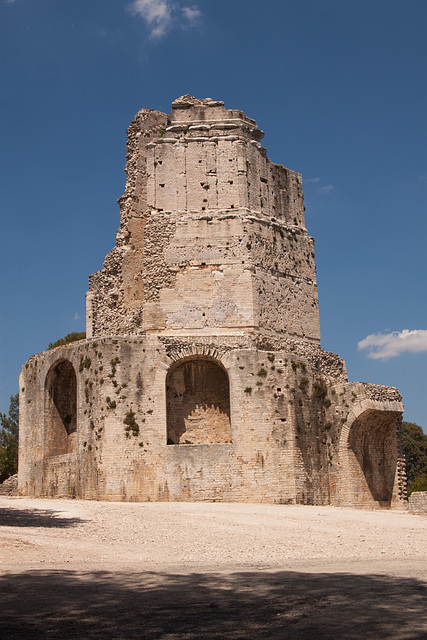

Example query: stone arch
[44,359,77,456]
[166,356,232,445]
[338,401,402,508]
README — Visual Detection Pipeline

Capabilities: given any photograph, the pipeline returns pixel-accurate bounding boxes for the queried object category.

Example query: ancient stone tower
[18,96,407,508]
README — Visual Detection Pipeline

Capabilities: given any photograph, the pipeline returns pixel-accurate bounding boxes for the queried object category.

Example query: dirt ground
[1,497,426,639]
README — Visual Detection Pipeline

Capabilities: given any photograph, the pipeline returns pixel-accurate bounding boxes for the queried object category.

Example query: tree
[0,393,19,482]
[47,332,86,350]
[401,421,427,495]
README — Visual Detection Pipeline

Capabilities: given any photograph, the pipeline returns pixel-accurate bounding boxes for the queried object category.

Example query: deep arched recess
[45,359,77,456]
[346,409,399,506]
[166,358,231,444]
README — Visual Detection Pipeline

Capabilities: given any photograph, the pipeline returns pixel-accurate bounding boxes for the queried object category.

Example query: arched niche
[166,357,231,445]
[44,359,77,456]
[345,409,399,507]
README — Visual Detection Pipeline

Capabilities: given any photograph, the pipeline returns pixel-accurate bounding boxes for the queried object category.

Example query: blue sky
[1,0,426,429]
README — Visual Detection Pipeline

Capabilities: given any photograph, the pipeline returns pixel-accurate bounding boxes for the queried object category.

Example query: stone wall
[409,492,427,515]
[19,335,405,507]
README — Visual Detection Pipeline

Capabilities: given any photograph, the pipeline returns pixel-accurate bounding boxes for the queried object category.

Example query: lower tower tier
[18,335,406,508]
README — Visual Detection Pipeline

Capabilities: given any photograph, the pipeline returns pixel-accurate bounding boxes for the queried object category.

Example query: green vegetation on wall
[402,421,427,495]
[48,332,86,350]
[0,393,19,482]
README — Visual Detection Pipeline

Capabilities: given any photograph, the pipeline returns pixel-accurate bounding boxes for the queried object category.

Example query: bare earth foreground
[0,497,426,639]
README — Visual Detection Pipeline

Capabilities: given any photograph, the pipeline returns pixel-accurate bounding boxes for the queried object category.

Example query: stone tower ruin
[18,96,407,508]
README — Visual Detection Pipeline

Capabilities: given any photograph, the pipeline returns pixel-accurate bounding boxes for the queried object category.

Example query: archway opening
[166,358,231,445]
[347,409,399,506]
[45,359,77,456]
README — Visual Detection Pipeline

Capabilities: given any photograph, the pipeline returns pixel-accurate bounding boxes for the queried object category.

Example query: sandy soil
[1,497,426,639]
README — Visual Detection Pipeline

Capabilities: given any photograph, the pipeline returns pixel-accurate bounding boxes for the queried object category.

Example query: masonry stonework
[18,96,407,508]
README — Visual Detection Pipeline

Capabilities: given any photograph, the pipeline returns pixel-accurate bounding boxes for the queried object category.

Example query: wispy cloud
[74,313,80,321]
[319,184,334,194]
[181,5,201,24]
[304,177,334,194]
[358,329,427,360]
[127,0,201,38]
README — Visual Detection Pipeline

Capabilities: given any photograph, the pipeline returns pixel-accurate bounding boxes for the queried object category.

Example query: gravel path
[1,497,426,639]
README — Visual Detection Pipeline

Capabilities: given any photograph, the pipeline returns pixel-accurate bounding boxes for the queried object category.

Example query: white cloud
[303,177,334,194]
[181,5,201,24]
[128,0,172,38]
[358,329,427,360]
[319,184,334,194]
[74,313,80,321]
[128,0,201,38]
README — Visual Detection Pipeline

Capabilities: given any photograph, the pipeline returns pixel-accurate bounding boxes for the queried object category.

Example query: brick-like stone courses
[19,335,405,506]
[409,492,427,515]
[166,359,231,444]
[18,96,407,509]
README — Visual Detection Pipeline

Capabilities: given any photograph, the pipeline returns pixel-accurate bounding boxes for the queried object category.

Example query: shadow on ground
[1,569,426,639]
[0,508,85,529]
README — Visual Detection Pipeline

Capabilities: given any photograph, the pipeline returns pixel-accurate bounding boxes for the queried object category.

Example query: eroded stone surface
[87,95,318,342]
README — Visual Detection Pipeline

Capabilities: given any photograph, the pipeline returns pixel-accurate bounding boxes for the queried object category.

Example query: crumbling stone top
[172,95,225,108]
[169,94,263,140]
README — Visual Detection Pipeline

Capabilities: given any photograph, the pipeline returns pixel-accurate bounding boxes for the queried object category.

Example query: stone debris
[0,474,18,496]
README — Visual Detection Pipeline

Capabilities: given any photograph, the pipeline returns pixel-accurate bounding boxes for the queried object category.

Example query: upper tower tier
[146,95,303,223]
[87,96,320,344]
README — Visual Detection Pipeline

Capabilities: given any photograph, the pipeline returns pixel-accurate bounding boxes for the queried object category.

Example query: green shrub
[124,411,139,438]
[298,377,309,391]
[408,475,427,495]
[48,332,86,350]
[0,393,19,481]
[313,380,328,401]
[402,422,427,493]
